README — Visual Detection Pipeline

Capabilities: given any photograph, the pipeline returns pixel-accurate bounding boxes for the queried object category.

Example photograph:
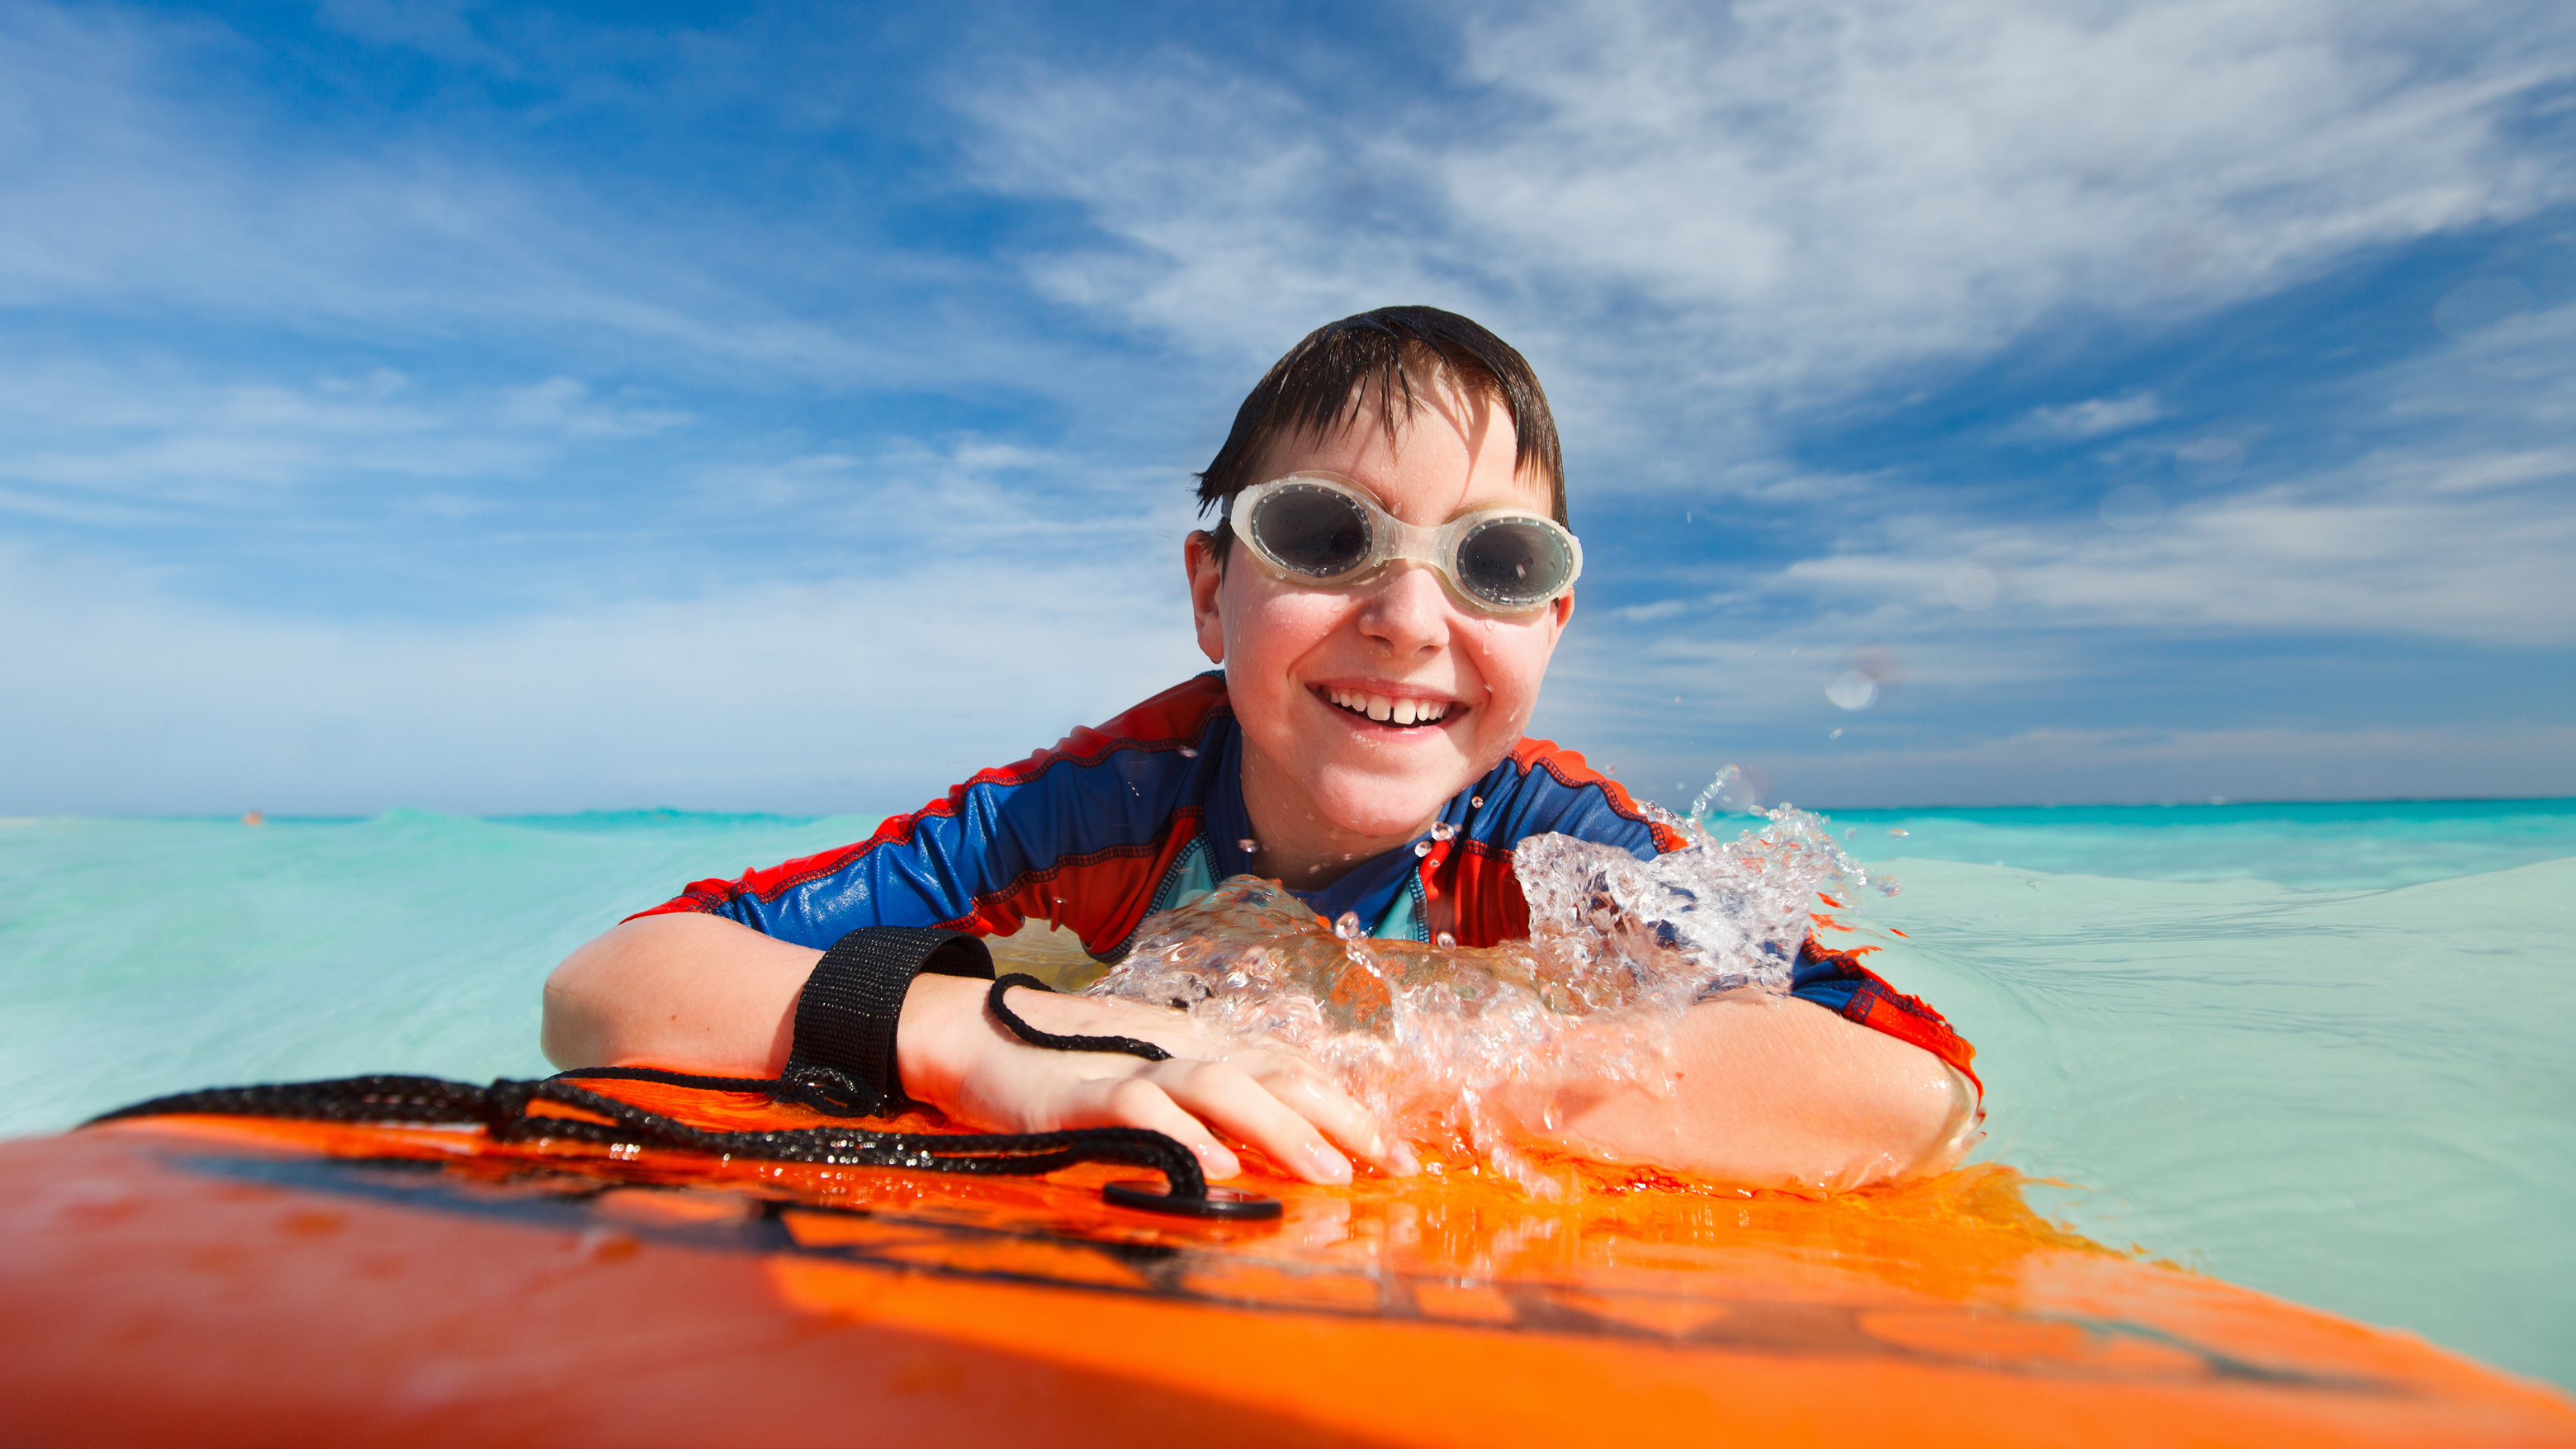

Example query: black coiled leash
[86,927,1280,1221]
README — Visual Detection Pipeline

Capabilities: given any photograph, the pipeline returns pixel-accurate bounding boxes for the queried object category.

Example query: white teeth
[1325,688,1452,724]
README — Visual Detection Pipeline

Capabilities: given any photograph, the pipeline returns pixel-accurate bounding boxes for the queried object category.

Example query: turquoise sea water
[3,798,2571,1389]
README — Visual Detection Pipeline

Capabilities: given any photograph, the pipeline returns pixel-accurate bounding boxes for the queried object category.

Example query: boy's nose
[1356,560,1450,656]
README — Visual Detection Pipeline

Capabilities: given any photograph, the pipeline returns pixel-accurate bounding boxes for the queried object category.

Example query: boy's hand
[897,973,1416,1186]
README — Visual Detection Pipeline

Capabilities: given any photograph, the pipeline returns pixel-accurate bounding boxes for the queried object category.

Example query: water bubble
[1470,796,1484,809]
[1944,566,1998,611]
[2432,277,2534,338]
[1413,840,1432,857]
[1434,931,1456,949]
[1829,727,1844,740]
[1332,911,1365,940]
[1688,764,1766,818]
[2100,483,2162,532]
[1179,746,1199,759]
[1825,673,1877,710]
[1887,827,1910,837]
[2173,438,2243,486]
[1429,822,1456,841]
[1238,838,1258,853]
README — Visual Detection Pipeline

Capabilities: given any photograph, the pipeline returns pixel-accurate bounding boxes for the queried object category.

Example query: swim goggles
[1228,472,1583,616]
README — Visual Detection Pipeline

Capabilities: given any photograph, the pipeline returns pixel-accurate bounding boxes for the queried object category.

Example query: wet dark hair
[1195,306,1565,565]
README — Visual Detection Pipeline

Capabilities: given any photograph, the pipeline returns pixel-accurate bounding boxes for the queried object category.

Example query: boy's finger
[1236,1058,1417,1176]
[1056,1076,1243,1181]
[1141,1059,1354,1186]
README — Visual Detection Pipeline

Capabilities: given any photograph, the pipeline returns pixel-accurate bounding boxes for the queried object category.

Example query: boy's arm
[542,912,1413,1186]
[1514,996,1982,1191]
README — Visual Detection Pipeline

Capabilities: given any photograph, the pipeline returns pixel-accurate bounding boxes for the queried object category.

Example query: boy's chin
[1305,769,1475,841]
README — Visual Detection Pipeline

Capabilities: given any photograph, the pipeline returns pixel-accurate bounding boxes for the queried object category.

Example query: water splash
[1091,770,1893,1192]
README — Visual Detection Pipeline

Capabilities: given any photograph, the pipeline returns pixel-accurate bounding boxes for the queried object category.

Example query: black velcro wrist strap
[786,926,994,1115]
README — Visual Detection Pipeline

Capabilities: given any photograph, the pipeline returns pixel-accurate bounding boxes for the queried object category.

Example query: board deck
[4,1074,2569,1447]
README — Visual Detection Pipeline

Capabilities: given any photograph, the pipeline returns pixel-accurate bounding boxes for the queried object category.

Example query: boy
[544,307,1979,1192]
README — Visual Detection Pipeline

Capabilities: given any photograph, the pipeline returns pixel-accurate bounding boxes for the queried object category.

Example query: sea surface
[3,798,2571,1389]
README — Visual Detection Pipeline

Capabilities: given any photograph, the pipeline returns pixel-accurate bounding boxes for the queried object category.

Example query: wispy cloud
[2005,391,2167,441]
[1774,303,2576,647]
[0,4,1002,388]
[0,537,1210,816]
[0,1,2567,813]
[0,358,680,515]
[958,0,2576,458]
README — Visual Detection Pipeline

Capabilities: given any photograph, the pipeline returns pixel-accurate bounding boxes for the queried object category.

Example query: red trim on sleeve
[1509,736,1693,855]
[1805,939,1982,1093]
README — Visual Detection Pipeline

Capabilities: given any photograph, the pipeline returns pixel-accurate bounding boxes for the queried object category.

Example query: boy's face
[1186,381,1573,850]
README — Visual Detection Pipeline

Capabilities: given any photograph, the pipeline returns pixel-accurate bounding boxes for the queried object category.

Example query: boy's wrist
[894,971,994,1113]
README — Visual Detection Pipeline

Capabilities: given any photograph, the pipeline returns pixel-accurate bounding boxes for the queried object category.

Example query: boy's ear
[1185,530,1227,664]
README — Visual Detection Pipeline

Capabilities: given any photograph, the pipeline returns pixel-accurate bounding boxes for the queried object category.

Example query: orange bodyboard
[3,1075,2569,1447]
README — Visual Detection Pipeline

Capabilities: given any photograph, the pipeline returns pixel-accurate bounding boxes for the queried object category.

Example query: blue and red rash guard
[636,673,1977,1085]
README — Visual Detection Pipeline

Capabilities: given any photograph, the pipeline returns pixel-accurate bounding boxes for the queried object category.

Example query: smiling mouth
[1322,686,1454,728]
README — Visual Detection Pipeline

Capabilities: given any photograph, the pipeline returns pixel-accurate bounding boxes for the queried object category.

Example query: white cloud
[0,4,945,384]
[958,0,2576,462]
[0,538,1211,817]
[2006,391,2167,441]
[1727,722,2576,809]
[0,358,680,515]
[1767,302,2576,647]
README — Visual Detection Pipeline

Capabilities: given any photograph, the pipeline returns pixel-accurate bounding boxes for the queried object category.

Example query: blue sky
[3,0,2572,817]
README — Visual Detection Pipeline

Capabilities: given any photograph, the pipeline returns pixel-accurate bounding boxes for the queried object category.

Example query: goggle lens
[1455,516,1573,611]
[1250,484,1374,579]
